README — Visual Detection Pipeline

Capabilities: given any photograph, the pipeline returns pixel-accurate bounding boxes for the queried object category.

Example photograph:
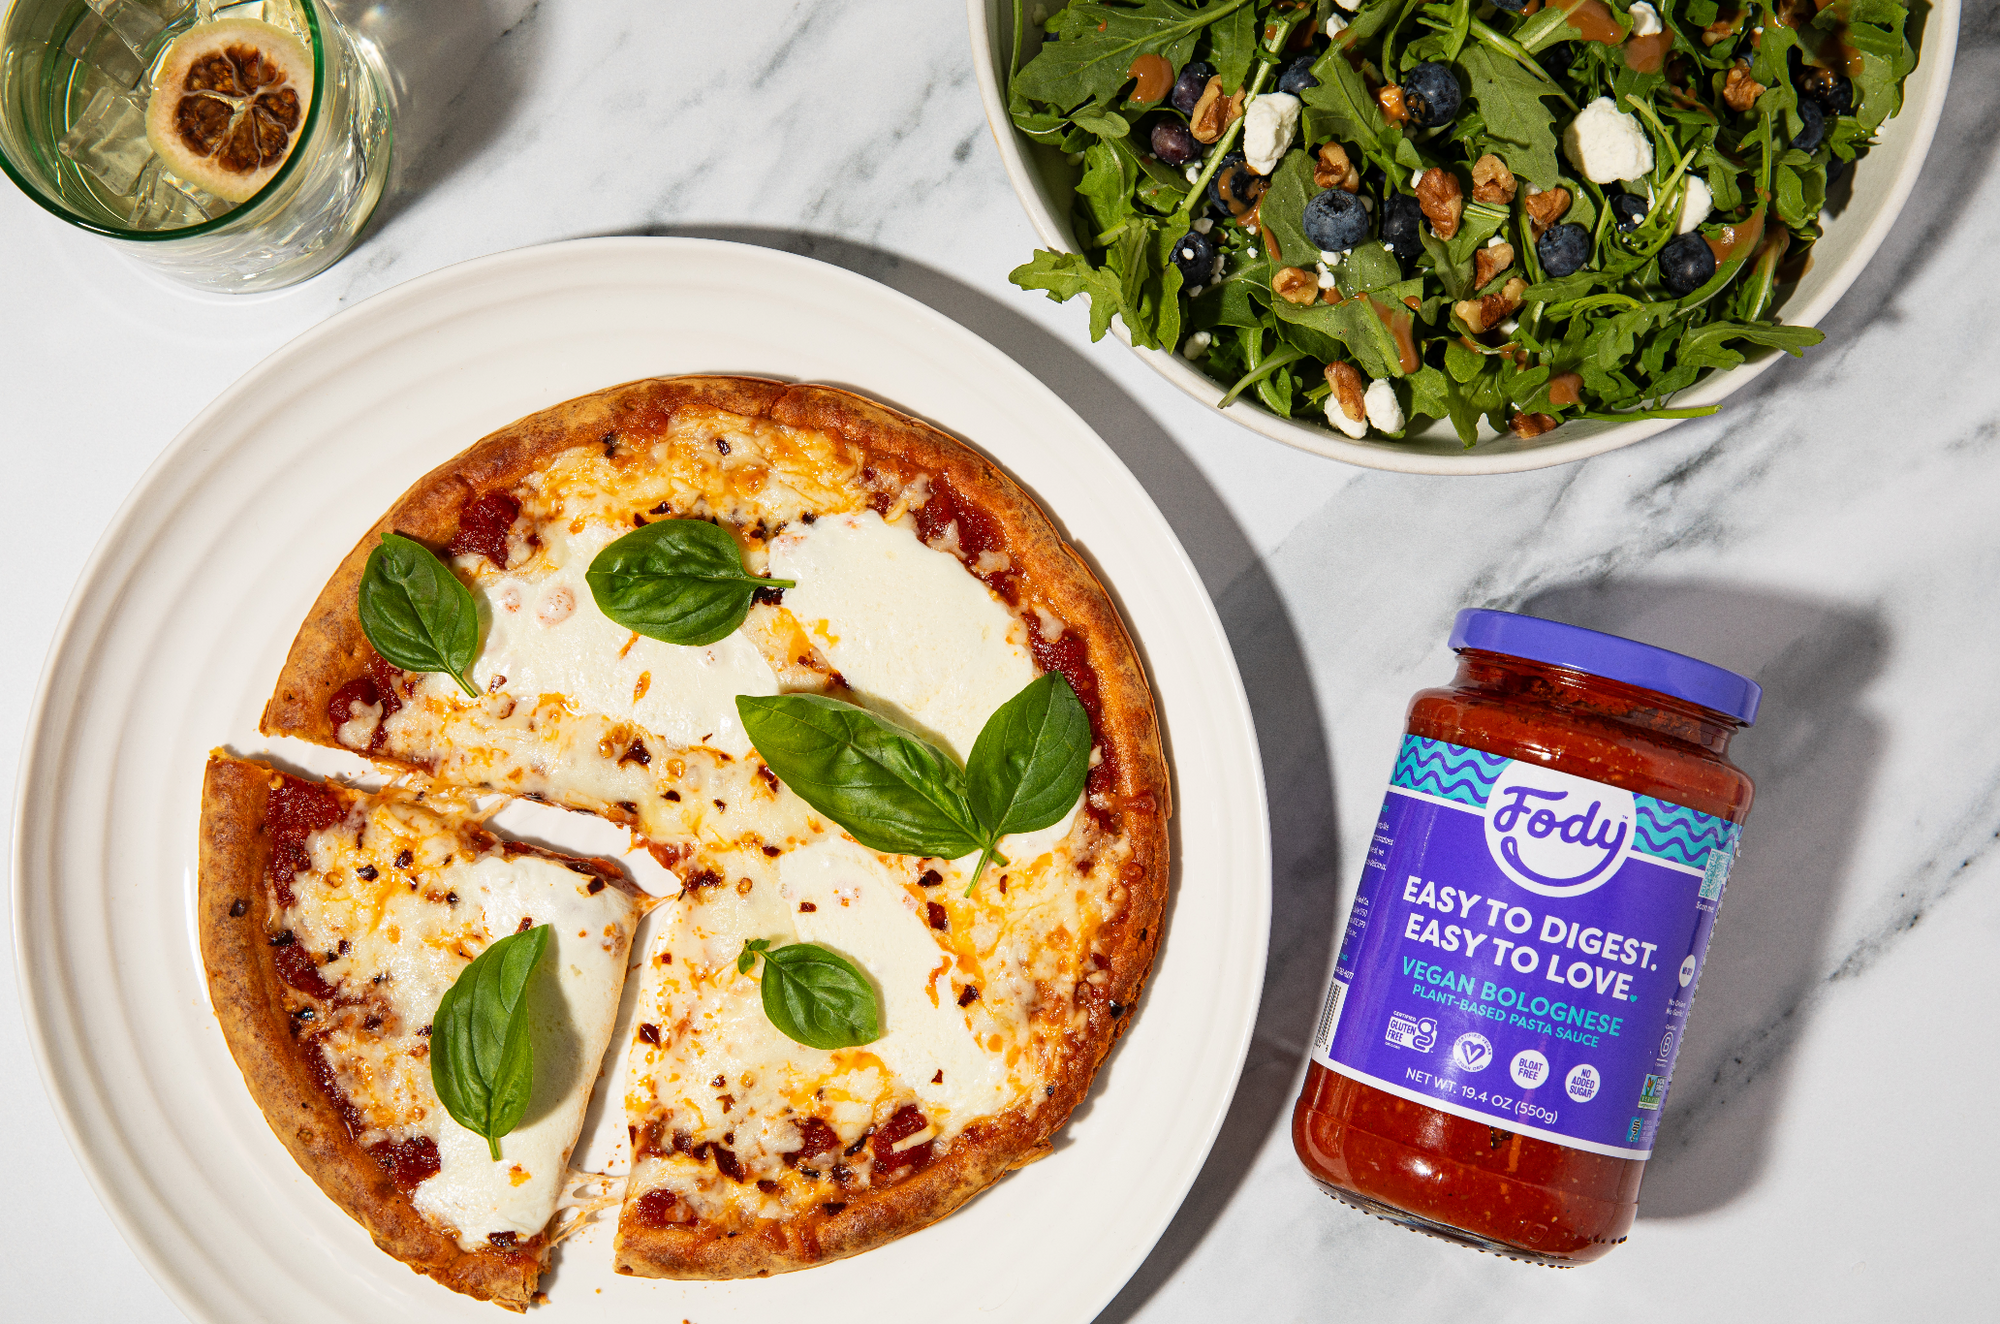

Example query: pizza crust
[197,754,545,1311]
[257,376,1172,1280]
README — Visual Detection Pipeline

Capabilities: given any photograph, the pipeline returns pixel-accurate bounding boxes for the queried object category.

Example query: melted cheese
[284,794,644,1251]
[766,509,1083,864]
[766,509,1034,760]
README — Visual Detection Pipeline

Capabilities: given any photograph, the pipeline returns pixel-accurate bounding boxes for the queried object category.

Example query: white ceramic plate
[970,0,1959,474]
[11,237,1270,1324]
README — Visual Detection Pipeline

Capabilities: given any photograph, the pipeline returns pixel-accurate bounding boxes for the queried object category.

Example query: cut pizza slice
[197,754,654,1310]
[257,376,1170,1276]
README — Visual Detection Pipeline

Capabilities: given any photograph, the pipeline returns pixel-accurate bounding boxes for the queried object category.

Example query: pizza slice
[255,376,1170,1277]
[197,754,654,1310]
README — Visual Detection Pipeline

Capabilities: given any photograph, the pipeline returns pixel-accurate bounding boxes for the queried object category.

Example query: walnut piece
[1523,185,1572,240]
[1474,241,1516,290]
[1190,77,1245,144]
[1508,410,1561,439]
[1377,84,1408,124]
[1723,63,1766,112]
[1454,276,1528,335]
[1702,16,1744,46]
[1272,266,1319,304]
[1315,142,1361,192]
[1325,361,1368,424]
[1471,154,1518,205]
[1415,168,1465,240]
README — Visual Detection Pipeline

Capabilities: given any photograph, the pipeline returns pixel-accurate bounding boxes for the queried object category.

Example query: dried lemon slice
[143,18,314,205]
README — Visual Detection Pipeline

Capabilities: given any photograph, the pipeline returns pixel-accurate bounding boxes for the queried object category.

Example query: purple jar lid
[1450,608,1761,725]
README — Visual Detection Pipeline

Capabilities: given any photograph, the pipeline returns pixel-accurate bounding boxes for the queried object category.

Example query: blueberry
[1302,189,1371,251]
[1537,41,1578,80]
[1490,0,1528,10]
[1169,229,1217,289]
[1208,151,1266,217]
[1537,222,1591,278]
[1401,62,1462,127]
[1277,53,1319,96]
[1790,98,1825,153]
[1381,192,1424,262]
[1150,117,1201,167]
[1609,191,1649,232]
[1170,61,1215,115]
[1659,232,1716,296]
[1798,69,1854,117]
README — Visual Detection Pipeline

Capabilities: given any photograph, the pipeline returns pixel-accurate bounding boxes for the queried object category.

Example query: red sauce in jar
[1292,611,1756,1264]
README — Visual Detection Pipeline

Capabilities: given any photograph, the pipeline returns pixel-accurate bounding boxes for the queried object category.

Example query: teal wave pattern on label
[1389,736,1507,807]
[1632,797,1734,868]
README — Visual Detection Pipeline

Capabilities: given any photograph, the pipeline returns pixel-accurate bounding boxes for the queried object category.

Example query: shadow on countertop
[595,222,1344,1323]
[1520,582,1887,1220]
[332,0,549,236]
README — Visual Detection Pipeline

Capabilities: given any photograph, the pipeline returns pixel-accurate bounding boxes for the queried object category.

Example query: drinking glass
[0,0,392,292]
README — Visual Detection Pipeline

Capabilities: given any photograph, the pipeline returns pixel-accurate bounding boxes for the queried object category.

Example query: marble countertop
[4,2,1996,1320]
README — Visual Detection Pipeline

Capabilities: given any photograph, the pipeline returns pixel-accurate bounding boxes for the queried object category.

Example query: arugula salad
[1005,0,1918,444]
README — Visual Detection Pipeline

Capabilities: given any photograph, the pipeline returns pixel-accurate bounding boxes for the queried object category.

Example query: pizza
[197,754,652,1310]
[221,375,1169,1297]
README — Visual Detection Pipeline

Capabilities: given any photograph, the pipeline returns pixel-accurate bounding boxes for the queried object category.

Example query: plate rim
[11,235,1273,1324]
[966,0,1962,474]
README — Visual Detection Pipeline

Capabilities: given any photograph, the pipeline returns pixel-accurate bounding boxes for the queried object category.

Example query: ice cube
[63,14,146,88]
[127,157,232,230]
[57,84,153,196]
[81,0,185,55]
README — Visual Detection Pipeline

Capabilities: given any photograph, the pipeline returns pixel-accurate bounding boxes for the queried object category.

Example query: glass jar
[1292,609,1758,1265]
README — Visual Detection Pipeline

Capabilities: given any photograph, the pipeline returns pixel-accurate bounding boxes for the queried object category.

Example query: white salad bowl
[969,0,1959,474]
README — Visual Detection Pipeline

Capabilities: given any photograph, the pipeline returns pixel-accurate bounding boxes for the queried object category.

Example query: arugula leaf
[1012,0,1254,109]
[1299,45,1393,157]
[1458,44,1563,188]
[359,533,481,698]
[738,939,880,1051]
[1258,151,1321,267]
[1208,0,1258,92]
[586,519,792,648]
[1011,248,1128,341]
[1274,289,1411,380]
[430,924,550,1161]
[1676,320,1825,370]
[737,694,985,860]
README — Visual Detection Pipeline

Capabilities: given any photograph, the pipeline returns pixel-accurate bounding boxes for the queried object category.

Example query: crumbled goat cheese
[1562,97,1655,184]
[1677,175,1714,234]
[1628,3,1663,36]
[1242,93,1302,175]
[1364,380,1404,434]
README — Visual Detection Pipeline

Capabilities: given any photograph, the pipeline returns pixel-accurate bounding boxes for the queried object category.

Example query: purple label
[1309,737,1739,1158]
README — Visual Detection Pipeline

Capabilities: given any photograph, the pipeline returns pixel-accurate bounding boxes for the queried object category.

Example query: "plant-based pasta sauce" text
[1292,610,1759,1264]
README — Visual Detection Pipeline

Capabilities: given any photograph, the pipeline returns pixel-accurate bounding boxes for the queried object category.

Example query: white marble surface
[4,2,1997,1320]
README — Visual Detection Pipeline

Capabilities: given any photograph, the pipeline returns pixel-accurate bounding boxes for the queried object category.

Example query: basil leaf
[741,940,881,1051]
[429,923,550,1160]
[737,694,985,860]
[968,673,1093,840]
[358,533,481,698]
[585,519,792,648]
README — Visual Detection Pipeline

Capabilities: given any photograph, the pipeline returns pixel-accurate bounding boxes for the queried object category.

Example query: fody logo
[1482,762,1636,897]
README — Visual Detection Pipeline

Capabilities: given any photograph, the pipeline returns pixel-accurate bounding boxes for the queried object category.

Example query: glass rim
[0,0,327,241]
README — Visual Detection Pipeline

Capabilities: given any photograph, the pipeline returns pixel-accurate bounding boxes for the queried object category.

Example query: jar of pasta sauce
[1293,609,1758,1264]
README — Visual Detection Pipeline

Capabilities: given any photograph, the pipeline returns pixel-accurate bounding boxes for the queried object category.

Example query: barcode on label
[1311,979,1349,1055]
